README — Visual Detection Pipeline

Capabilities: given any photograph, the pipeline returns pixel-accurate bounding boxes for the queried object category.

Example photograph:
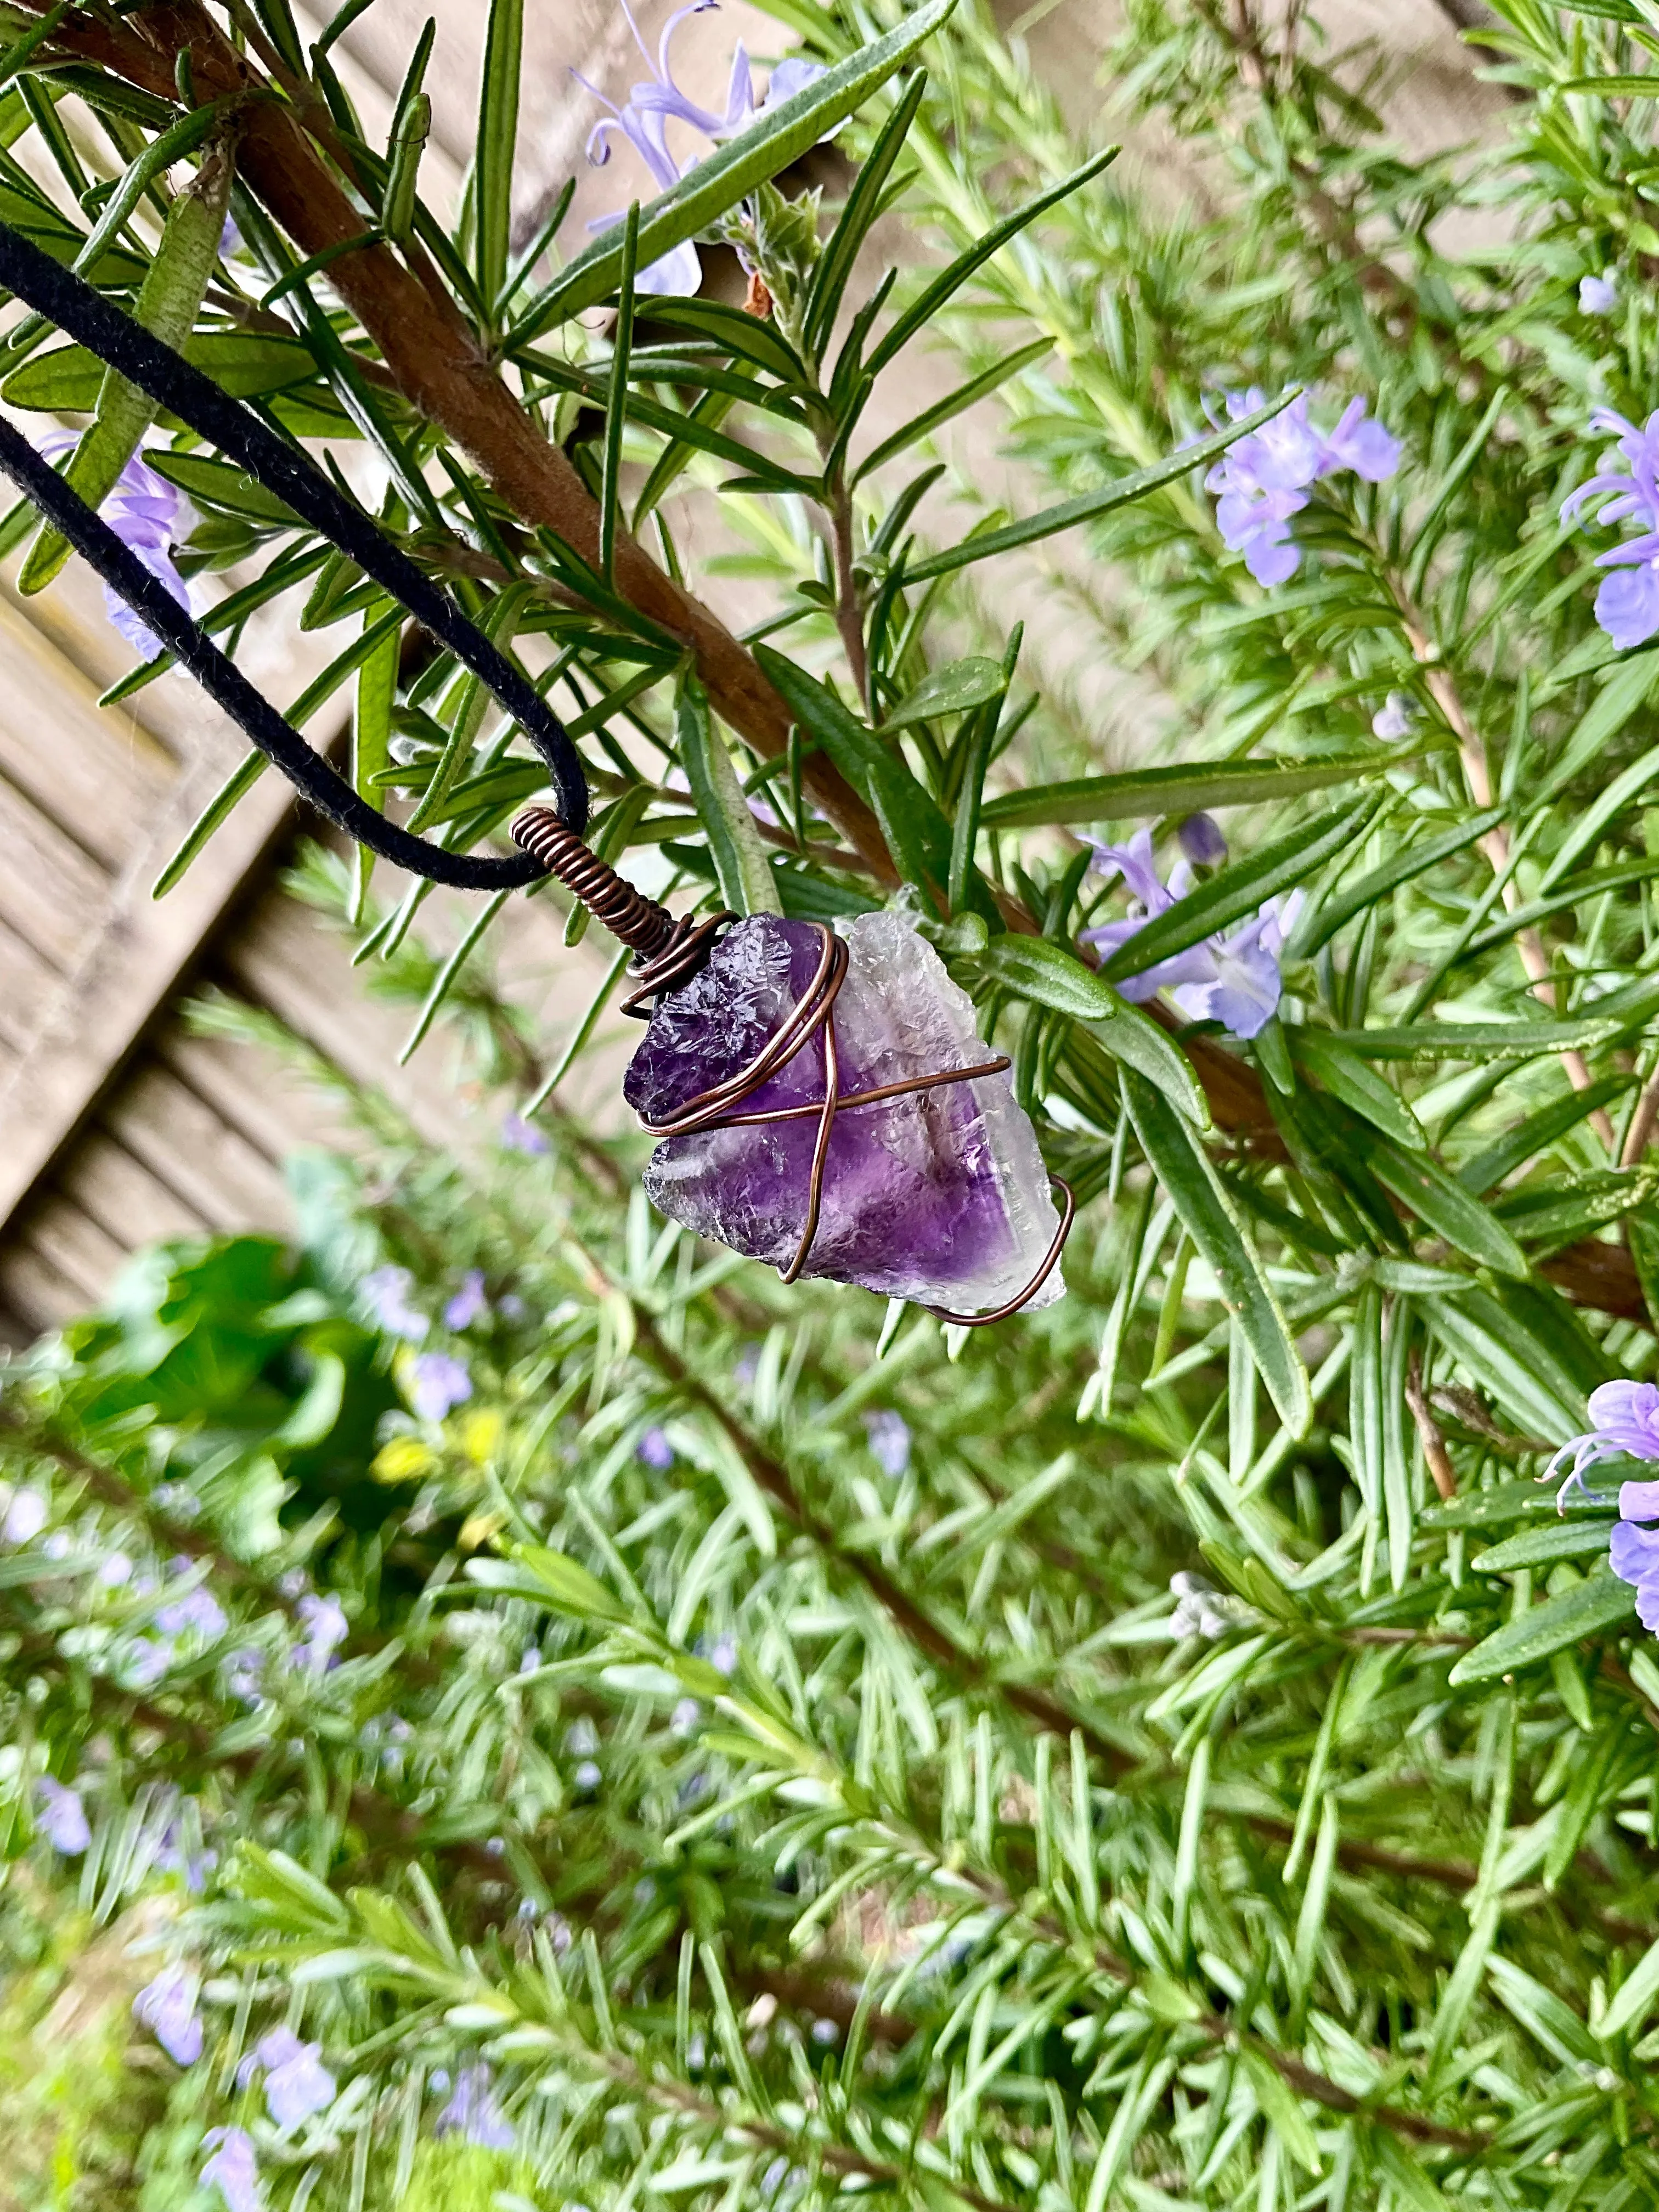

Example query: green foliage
[14,0,1659,2199]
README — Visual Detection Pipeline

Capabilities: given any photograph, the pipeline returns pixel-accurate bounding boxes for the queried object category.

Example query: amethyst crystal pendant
[623,911,1066,1314]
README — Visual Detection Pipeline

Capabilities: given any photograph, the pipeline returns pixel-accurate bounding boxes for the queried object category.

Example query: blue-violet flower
[1561,409,1659,648]
[40,435,190,657]
[1079,828,1301,1040]
[578,1,823,295]
[238,2025,336,2127]
[36,1775,90,1854]
[1204,390,1400,586]
[443,1269,489,1330]
[408,1351,471,1422]
[435,2061,515,2148]
[134,1962,202,2064]
[1580,273,1618,315]
[201,2126,264,2212]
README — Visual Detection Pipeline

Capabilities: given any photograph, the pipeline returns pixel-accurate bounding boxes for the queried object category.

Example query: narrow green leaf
[1366,1137,1528,1278]
[151,750,267,899]
[475,0,522,309]
[350,603,400,924]
[866,148,1117,379]
[902,396,1294,586]
[676,671,781,917]
[1122,1068,1309,1430]
[1470,1521,1615,1572]
[1600,1932,1659,2040]
[802,71,928,357]
[883,657,1006,732]
[1324,1018,1622,1063]
[754,643,957,900]
[981,748,1409,833]
[1447,1569,1634,1684]
[1458,1075,1634,1196]
[21,143,232,593]
[509,1544,633,1625]
[980,935,1206,1126]
[853,338,1052,484]
[1291,1032,1425,1149]
[600,201,640,583]
[1541,741,1659,891]
[1289,805,1504,958]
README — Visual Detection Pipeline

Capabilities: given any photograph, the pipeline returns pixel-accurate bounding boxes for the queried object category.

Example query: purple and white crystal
[624,912,1064,1312]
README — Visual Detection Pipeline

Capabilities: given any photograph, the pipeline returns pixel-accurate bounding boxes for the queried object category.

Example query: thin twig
[1405,1348,1459,1502]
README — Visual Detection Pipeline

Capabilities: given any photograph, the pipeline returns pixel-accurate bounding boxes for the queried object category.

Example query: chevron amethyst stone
[623,911,1064,1312]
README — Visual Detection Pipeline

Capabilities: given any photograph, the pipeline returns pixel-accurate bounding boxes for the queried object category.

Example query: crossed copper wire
[512,808,1074,1323]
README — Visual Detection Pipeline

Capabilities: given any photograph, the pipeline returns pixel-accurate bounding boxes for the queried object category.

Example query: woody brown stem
[1404,1348,1459,1502]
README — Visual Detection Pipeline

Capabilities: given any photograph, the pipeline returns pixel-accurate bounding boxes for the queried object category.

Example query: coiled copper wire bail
[511,805,733,1014]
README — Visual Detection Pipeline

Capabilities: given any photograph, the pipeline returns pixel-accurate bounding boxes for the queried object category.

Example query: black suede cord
[0,218,589,884]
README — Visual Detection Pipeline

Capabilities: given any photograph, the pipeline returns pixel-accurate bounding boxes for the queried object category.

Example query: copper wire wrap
[512,805,733,1014]
[510,809,1075,1323]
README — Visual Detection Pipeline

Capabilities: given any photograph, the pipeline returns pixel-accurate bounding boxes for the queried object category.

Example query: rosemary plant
[9,0,1659,2198]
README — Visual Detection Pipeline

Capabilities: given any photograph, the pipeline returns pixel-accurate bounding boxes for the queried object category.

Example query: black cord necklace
[0,217,586,889]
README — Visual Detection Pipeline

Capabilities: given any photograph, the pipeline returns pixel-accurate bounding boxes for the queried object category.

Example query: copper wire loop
[511,805,732,1013]
[507,818,1075,1322]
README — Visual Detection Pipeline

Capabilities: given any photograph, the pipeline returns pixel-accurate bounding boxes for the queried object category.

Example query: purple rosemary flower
[238,2025,336,2127]
[201,2127,264,2212]
[1561,409,1659,648]
[223,1645,266,1703]
[98,1550,133,1586]
[35,1776,90,1854]
[1176,812,1227,867]
[435,2062,515,2149]
[1544,1382,1659,1630]
[864,1410,911,1478]
[291,1592,349,1673]
[134,1962,202,2064]
[501,1111,550,1155]
[443,1269,489,1331]
[637,1425,675,1469]
[362,1263,428,1341]
[126,1635,176,1687]
[156,1573,228,1641]
[1580,273,1618,315]
[1548,1379,1659,1498]
[40,434,190,657]
[1204,390,1400,585]
[1372,691,1418,741]
[408,1351,472,1422]
[2,1485,47,1543]
[578,1,825,295]
[1079,829,1302,1041]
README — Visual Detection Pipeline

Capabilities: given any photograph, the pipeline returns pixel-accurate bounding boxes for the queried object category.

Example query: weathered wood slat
[158,1022,330,1168]
[224,892,477,1149]
[101,1062,294,1228]
[0,749,304,1235]
[5,1190,127,1308]
[0,910,61,1053]
[0,770,110,967]
[0,1235,93,1339]
[0,588,173,868]
[62,1127,213,1246]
